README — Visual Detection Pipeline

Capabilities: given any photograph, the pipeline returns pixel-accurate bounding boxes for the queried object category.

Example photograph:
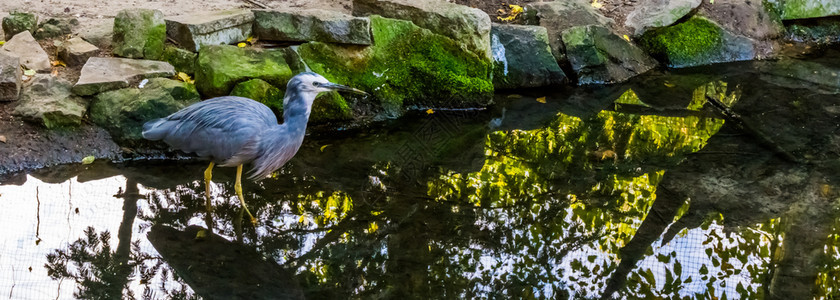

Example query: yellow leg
[235,164,258,225]
[204,162,215,213]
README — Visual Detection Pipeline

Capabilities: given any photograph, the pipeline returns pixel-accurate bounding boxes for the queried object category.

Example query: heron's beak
[323,82,368,95]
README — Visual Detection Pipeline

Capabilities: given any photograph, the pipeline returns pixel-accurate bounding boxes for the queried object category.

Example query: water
[3,52,840,299]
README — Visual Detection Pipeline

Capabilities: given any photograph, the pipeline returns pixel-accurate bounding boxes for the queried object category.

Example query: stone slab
[165,9,254,52]
[253,9,371,45]
[1,31,51,72]
[0,52,21,101]
[59,37,100,67]
[72,57,175,96]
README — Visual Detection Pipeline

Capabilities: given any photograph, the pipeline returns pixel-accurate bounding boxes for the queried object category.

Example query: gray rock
[78,18,114,49]
[625,0,701,36]
[90,78,200,147]
[13,74,87,129]
[2,11,38,41]
[33,17,78,40]
[522,0,612,60]
[353,0,491,59]
[59,37,99,66]
[254,9,371,45]
[0,52,21,101]
[562,25,657,85]
[1,31,51,72]
[698,0,783,59]
[113,9,166,59]
[73,57,175,96]
[491,24,565,89]
[165,9,254,52]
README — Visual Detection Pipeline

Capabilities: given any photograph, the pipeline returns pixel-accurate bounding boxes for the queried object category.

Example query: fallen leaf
[23,69,36,76]
[664,82,676,88]
[497,4,522,21]
[506,94,522,99]
[426,108,435,114]
[622,34,631,42]
[51,60,67,67]
[591,0,603,9]
[0,41,4,46]
[194,229,208,240]
[246,36,254,43]
[51,69,59,77]
[81,155,95,165]
[176,72,194,84]
[0,135,6,143]
[536,96,547,103]
[320,144,331,152]
[237,42,246,48]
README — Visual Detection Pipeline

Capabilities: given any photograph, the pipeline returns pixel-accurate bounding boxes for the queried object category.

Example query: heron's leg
[235,164,258,225]
[204,162,215,213]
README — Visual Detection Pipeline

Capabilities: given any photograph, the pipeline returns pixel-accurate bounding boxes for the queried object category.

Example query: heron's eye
[313,82,322,87]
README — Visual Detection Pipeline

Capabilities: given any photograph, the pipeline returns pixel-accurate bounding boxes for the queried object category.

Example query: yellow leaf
[622,34,631,42]
[426,108,434,114]
[237,42,246,48]
[320,144,331,152]
[194,229,207,240]
[246,36,254,43]
[497,4,523,22]
[176,72,194,84]
[536,96,547,103]
[591,0,603,9]
[23,69,36,76]
[664,82,676,88]
[81,156,95,165]
[0,41,4,45]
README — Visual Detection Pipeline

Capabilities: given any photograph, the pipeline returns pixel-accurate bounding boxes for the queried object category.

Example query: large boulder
[90,78,200,146]
[59,37,99,67]
[697,0,783,59]
[562,25,657,85]
[165,9,254,52]
[491,24,565,89]
[523,0,612,60]
[1,11,37,41]
[113,9,166,59]
[353,0,491,60]
[639,16,756,68]
[73,57,175,96]
[625,0,701,36]
[766,0,840,20]
[253,9,371,45]
[13,74,87,129]
[0,52,21,101]
[298,16,493,116]
[1,31,51,72]
[195,45,296,97]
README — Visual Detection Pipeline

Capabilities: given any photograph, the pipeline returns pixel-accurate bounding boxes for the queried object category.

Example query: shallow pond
[3,51,840,299]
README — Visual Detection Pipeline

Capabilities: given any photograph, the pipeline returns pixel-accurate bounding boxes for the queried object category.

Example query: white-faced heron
[142,72,365,224]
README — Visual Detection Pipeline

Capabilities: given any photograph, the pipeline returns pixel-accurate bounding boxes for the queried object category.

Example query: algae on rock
[196,45,295,97]
[113,9,166,60]
[639,16,755,68]
[298,16,493,117]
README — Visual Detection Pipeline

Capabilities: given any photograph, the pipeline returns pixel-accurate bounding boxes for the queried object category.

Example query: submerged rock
[13,74,87,129]
[195,45,296,97]
[253,9,371,45]
[90,78,200,146]
[639,16,756,68]
[562,25,656,85]
[298,16,493,116]
[625,0,701,36]
[59,37,99,67]
[1,11,37,41]
[353,0,492,60]
[1,31,51,72]
[73,57,175,96]
[523,0,612,60]
[490,24,565,89]
[165,9,254,52]
[0,52,21,101]
[113,9,166,59]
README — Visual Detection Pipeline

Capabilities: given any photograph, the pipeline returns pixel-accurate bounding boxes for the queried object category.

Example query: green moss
[780,0,840,20]
[299,15,493,117]
[144,21,166,60]
[230,79,284,114]
[2,11,37,40]
[162,45,197,74]
[196,45,293,97]
[639,16,724,67]
[310,92,353,123]
[113,9,165,59]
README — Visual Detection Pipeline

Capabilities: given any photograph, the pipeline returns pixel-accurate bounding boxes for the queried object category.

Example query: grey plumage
[142,72,365,179]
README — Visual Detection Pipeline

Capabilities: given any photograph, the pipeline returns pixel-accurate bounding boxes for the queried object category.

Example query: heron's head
[284,72,366,108]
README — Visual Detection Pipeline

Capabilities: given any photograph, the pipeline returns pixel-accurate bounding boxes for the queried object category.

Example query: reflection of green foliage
[816,217,840,298]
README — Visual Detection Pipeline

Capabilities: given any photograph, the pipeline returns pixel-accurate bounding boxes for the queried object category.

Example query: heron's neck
[281,95,313,134]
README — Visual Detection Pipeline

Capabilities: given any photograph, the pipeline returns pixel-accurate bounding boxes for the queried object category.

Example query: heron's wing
[143,96,278,161]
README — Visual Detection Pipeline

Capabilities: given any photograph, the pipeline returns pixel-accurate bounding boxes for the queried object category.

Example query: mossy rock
[90,78,199,146]
[162,45,198,75]
[196,45,295,97]
[113,9,166,60]
[639,16,755,68]
[230,78,353,123]
[770,0,840,20]
[298,15,493,117]
[34,18,78,40]
[2,11,38,41]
